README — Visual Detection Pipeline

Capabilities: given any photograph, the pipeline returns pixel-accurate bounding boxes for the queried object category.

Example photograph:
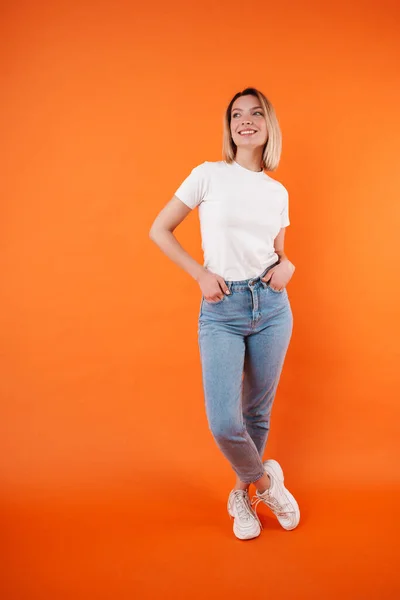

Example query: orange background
[2,0,400,598]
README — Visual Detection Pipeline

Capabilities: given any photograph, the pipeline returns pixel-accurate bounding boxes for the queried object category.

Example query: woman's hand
[261,259,295,291]
[198,268,231,303]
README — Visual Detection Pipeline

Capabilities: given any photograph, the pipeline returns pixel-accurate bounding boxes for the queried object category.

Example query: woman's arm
[264,227,295,289]
[274,227,292,265]
[149,195,206,282]
[274,227,287,261]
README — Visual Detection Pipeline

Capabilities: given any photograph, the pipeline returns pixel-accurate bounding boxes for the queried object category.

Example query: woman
[149,87,300,540]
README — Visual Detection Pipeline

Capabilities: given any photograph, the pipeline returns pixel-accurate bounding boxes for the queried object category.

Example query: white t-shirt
[174,159,290,281]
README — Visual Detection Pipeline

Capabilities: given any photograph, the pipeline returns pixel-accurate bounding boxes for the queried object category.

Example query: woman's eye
[232,111,263,118]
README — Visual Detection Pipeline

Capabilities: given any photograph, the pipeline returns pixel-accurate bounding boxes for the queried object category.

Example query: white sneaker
[251,459,300,530]
[227,489,263,540]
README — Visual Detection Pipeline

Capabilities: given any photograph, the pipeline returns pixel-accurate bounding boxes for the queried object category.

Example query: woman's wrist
[276,253,295,274]
[275,250,287,263]
[194,266,208,282]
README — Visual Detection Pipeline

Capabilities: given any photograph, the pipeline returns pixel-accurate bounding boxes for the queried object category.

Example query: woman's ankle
[233,479,250,492]
[254,473,271,494]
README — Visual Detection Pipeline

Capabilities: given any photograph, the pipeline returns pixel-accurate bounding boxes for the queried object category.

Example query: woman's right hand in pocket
[197,269,231,303]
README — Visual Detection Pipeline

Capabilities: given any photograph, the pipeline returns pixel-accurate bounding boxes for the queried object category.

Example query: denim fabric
[197,261,293,484]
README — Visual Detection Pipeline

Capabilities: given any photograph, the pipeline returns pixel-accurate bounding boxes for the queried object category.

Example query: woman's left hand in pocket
[261,259,295,291]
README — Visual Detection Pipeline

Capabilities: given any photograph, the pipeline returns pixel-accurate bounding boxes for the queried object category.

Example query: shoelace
[251,490,295,518]
[232,490,263,530]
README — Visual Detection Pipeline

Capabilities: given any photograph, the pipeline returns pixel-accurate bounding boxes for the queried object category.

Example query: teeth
[240,130,256,135]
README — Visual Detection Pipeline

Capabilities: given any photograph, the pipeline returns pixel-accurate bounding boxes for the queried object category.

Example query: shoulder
[264,173,289,196]
[183,160,227,183]
[191,160,227,173]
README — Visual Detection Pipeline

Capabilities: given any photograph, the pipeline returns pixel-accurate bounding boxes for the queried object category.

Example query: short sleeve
[174,163,208,209]
[280,189,290,227]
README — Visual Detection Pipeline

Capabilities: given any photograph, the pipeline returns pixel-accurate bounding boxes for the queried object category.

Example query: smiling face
[230,94,268,149]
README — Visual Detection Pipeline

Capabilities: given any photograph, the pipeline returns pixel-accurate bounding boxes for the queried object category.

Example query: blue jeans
[197,261,293,484]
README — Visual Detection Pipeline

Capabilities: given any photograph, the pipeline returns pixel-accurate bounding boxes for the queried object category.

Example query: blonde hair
[222,87,283,171]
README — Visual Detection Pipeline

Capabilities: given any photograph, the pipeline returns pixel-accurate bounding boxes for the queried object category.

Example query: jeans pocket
[203,294,226,305]
[268,285,285,294]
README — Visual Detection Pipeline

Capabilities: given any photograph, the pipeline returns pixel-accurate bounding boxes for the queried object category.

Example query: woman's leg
[198,320,266,485]
[242,303,293,460]
[233,472,271,493]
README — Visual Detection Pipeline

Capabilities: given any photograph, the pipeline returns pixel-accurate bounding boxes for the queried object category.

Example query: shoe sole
[263,459,300,530]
